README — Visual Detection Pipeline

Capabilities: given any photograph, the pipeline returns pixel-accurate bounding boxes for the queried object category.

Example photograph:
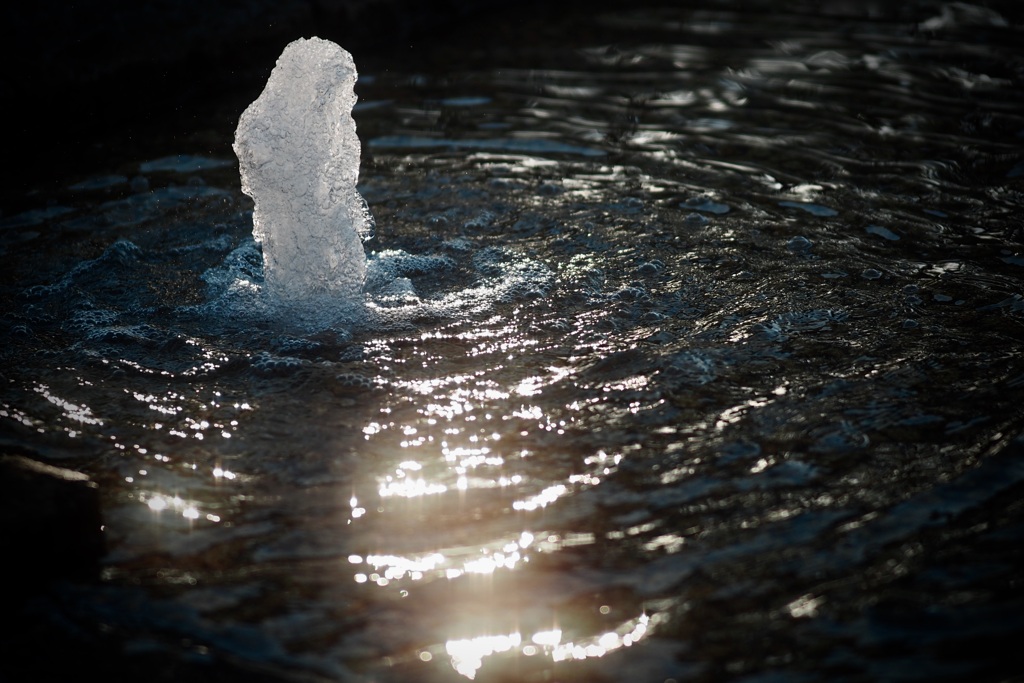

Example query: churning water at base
[2,2,1024,681]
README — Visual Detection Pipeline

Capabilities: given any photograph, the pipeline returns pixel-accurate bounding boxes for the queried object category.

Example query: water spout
[233,37,371,326]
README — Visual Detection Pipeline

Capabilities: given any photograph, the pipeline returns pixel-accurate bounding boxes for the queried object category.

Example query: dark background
[1,0,578,208]
[5,0,1021,212]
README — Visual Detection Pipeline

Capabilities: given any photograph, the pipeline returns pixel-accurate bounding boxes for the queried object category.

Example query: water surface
[2,2,1023,681]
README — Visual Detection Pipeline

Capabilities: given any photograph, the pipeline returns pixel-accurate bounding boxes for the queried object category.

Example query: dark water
[3,2,1024,681]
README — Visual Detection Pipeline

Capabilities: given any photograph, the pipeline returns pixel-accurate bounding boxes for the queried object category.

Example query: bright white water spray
[233,37,371,324]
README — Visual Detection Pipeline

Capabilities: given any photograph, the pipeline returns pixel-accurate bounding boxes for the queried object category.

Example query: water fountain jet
[233,37,372,327]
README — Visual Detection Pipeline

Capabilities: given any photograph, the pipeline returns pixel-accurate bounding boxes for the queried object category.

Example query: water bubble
[682,196,731,214]
[866,224,900,241]
[779,200,838,217]
[636,260,664,276]
[787,236,813,252]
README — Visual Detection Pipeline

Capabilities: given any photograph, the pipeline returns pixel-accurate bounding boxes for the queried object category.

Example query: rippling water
[3,2,1024,681]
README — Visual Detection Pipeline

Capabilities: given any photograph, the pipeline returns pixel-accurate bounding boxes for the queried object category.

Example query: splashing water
[233,37,372,326]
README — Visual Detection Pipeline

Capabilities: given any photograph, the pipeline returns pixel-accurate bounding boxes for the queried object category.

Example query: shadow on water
[3,1,1024,681]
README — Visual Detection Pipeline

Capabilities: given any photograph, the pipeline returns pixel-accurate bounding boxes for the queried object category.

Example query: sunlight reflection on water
[442,611,665,680]
[320,319,667,676]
